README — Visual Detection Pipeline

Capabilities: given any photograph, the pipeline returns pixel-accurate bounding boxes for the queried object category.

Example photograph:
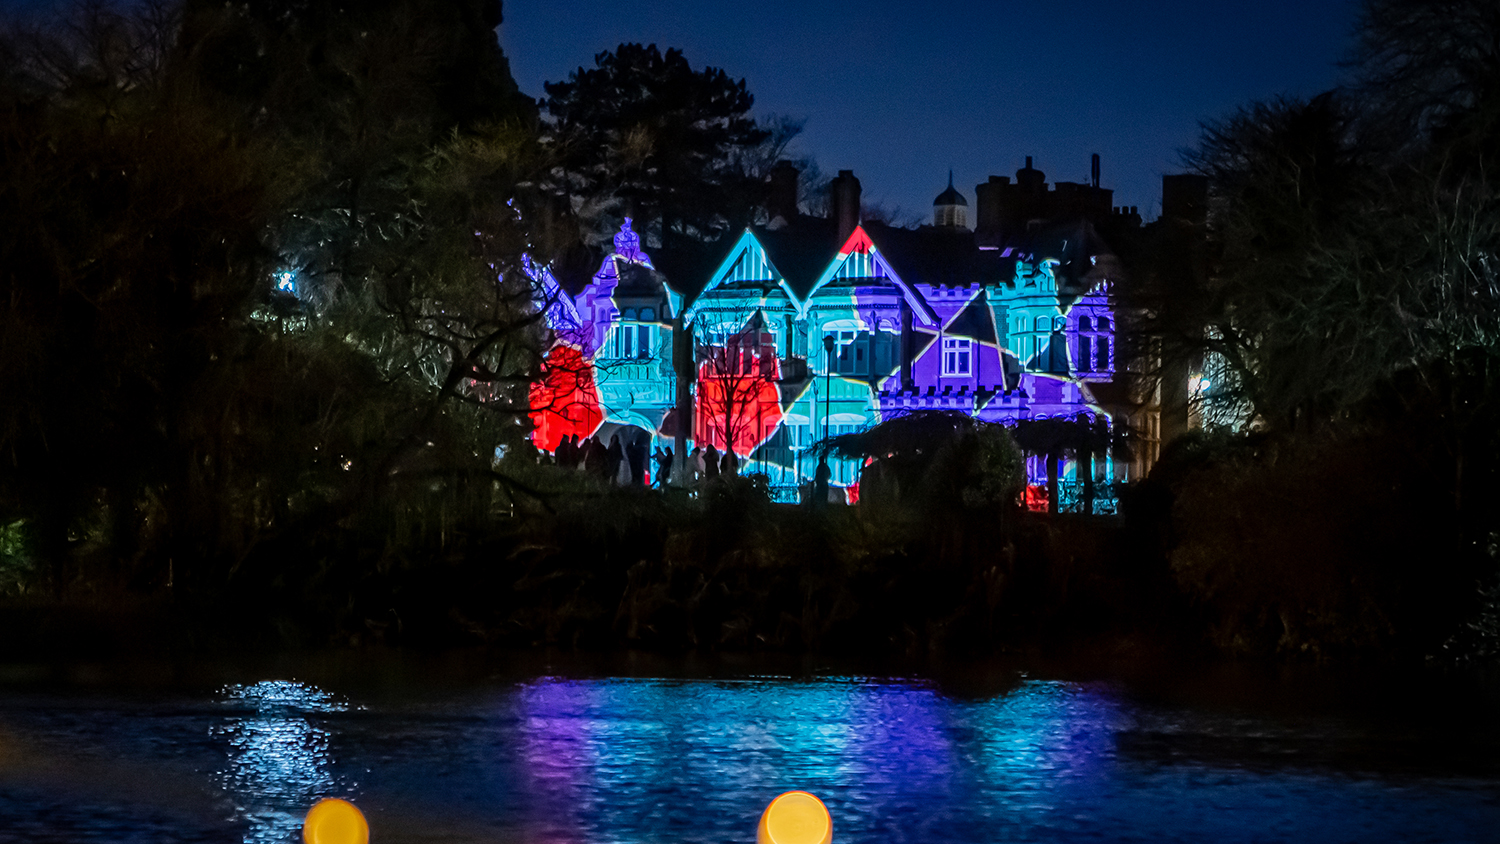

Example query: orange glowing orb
[757,790,832,844]
[302,798,369,844]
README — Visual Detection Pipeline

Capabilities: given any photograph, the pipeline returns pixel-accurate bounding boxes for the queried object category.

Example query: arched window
[640,307,655,321]
[1096,337,1110,370]
[1079,316,1093,331]
[1098,317,1111,331]
[1034,316,1048,332]
[1079,335,1093,371]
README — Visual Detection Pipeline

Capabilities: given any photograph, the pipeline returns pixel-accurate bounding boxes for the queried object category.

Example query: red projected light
[529,344,603,451]
[694,360,783,458]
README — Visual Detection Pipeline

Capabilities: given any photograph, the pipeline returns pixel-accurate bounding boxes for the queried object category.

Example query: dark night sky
[1,0,1363,221]
[503,0,1361,222]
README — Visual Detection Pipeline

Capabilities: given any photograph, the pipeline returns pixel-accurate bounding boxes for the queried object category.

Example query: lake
[0,650,1496,843]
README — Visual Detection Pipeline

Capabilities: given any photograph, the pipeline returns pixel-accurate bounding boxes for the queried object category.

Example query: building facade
[530,159,1149,505]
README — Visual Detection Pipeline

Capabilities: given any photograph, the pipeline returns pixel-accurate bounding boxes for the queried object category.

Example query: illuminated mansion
[529,158,1144,500]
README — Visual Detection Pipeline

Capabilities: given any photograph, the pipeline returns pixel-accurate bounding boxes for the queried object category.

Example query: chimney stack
[1016,156,1045,195]
[974,175,1010,233]
[766,161,800,224]
[830,170,862,243]
[1091,153,1100,189]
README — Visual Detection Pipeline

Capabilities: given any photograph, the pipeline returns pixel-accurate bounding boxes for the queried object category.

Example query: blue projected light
[275,271,297,295]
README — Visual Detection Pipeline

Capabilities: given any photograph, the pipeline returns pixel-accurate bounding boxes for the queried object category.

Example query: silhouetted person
[721,450,737,476]
[627,438,647,486]
[813,457,831,509]
[653,447,671,487]
[689,447,704,484]
[704,444,720,479]
[606,433,624,483]
[586,435,608,478]
[555,435,573,467]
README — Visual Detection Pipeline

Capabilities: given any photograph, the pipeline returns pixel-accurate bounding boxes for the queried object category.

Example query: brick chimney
[766,160,800,224]
[830,169,862,243]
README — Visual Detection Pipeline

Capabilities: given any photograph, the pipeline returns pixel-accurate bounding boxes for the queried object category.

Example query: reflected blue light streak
[215,680,354,844]
[506,674,1127,843]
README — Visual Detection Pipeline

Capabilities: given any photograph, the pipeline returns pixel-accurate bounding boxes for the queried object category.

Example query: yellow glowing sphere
[757,791,832,844]
[302,798,369,844]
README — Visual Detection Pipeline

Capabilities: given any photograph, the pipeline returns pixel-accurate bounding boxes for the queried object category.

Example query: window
[1096,337,1110,371]
[943,337,972,376]
[609,323,653,359]
[833,330,866,375]
[1079,335,1093,371]
[784,424,810,448]
[1079,316,1093,331]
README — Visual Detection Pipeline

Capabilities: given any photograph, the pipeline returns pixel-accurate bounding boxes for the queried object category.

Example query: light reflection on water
[0,665,1496,843]
[215,680,356,844]
[507,676,1128,844]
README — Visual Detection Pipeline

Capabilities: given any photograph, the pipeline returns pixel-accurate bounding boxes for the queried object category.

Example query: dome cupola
[933,170,969,228]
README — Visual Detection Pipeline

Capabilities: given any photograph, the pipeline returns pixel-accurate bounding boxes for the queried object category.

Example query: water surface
[0,653,1495,843]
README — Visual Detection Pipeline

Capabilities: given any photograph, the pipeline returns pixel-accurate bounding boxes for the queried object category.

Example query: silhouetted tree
[1349,0,1500,164]
[819,410,1024,515]
[0,0,559,600]
[543,43,773,250]
[0,1,282,593]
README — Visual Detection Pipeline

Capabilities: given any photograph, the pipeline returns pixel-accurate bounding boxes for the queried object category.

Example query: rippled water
[0,654,1496,843]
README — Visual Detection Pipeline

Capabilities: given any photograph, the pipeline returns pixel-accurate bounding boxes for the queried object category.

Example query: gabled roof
[804,226,938,325]
[681,212,1118,324]
[685,230,801,319]
[864,222,1016,290]
[752,216,842,301]
[652,235,731,307]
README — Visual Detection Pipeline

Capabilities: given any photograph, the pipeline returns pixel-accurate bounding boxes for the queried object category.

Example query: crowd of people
[527,433,854,508]
[536,432,743,488]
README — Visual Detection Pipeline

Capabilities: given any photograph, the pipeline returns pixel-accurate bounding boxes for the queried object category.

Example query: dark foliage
[543,43,773,249]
